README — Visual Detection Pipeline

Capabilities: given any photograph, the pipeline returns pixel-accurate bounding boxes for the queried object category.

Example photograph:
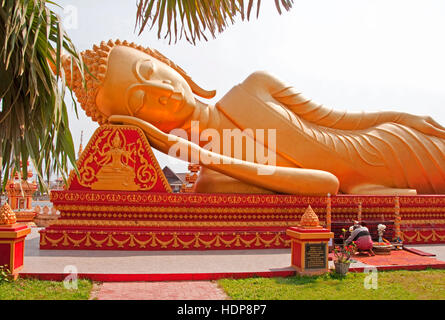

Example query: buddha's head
[60,40,216,132]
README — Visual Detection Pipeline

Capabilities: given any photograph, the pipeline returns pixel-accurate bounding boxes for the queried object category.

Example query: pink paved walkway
[92,281,228,300]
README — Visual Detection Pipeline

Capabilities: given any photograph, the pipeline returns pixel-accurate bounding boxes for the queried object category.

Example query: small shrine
[0,202,31,278]
[286,205,333,276]
[5,161,37,226]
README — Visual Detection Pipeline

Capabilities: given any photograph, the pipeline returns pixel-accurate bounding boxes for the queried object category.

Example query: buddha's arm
[109,115,340,196]
[273,86,403,130]
[243,71,445,138]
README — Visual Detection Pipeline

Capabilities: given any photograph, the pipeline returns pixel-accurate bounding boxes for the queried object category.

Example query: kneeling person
[345,223,375,256]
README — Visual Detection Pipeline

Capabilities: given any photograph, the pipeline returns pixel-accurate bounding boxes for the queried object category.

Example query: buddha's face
[96,46,196,132]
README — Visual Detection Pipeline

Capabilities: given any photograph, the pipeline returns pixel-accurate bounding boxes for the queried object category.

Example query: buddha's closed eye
[125,79,178,116]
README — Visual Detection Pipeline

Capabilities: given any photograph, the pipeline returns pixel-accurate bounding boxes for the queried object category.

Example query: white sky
[54,0,445,173]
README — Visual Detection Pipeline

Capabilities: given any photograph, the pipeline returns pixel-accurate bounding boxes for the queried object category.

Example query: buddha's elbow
[284,169,340,196]
[312,171,340,196]
[324,173,340,195]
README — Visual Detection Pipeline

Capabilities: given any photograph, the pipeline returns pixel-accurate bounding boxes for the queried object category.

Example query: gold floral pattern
[40,230,290,249]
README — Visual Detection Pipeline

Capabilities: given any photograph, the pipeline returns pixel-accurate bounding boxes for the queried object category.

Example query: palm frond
[135,0,294,45]
[0,0,83,191]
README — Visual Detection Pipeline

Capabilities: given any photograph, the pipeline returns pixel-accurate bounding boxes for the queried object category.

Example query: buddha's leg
[346,184,417,195]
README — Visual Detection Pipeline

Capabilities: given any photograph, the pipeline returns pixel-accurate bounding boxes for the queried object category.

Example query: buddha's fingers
[397,113,445,139]
[419,120,445,139]
[425,116,445,132]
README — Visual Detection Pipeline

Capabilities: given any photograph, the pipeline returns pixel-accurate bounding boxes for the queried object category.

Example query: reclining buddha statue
[58,40,445,196]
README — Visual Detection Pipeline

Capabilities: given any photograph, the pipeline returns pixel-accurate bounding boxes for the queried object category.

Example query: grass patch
[218,269,445,300]
[0,278,93,300]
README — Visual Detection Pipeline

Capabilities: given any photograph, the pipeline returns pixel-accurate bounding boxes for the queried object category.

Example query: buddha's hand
[396,113,445,139]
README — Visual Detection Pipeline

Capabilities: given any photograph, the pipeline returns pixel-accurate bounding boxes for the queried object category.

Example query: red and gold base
[401,229,445,243]
[40,227,288,250]
[39,191,445,250]
[40,190,322,250]
[0,224,31,278]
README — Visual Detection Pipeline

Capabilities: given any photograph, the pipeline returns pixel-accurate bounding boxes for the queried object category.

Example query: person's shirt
[345,226,370,245]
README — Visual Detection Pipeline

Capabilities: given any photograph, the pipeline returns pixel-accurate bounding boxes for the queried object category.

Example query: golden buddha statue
[58,40,445,196]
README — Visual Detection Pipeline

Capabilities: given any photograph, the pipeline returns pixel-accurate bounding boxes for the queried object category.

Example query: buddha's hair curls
[59,39,216,124]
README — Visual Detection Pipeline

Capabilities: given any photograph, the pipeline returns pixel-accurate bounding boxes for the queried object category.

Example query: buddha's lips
[170,91,183,102]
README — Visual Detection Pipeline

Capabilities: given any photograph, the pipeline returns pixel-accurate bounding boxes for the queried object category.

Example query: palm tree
[135,0,294,44]
[0,0,84,189]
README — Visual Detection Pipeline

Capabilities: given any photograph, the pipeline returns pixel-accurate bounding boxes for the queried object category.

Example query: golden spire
[299,205,321,228]
[0,202,16,225]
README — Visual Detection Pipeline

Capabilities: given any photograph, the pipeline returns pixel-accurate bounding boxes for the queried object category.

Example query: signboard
[304,242,327,269]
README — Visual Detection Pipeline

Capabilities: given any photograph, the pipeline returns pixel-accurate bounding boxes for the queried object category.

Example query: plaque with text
[305,243,327,269]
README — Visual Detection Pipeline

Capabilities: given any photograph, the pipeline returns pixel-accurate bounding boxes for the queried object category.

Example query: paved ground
[21,228,445,300]
[23,229,444,276]
[91,281,228,300]
[405,244,445,262]
[22,228,295,275]
[353,248,445,266]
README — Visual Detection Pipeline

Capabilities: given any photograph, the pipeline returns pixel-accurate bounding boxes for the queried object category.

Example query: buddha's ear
[180,73,216,99]
[190,83,216,99]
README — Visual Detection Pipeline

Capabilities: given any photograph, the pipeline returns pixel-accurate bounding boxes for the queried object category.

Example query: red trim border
[19,262,445,282]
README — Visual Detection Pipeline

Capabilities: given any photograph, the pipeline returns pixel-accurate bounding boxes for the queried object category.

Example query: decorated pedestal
[286,206,333,276]
[0,203,31,278]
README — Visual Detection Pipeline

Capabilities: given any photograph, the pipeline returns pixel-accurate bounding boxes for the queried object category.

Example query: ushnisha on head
[58,39,216,131]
